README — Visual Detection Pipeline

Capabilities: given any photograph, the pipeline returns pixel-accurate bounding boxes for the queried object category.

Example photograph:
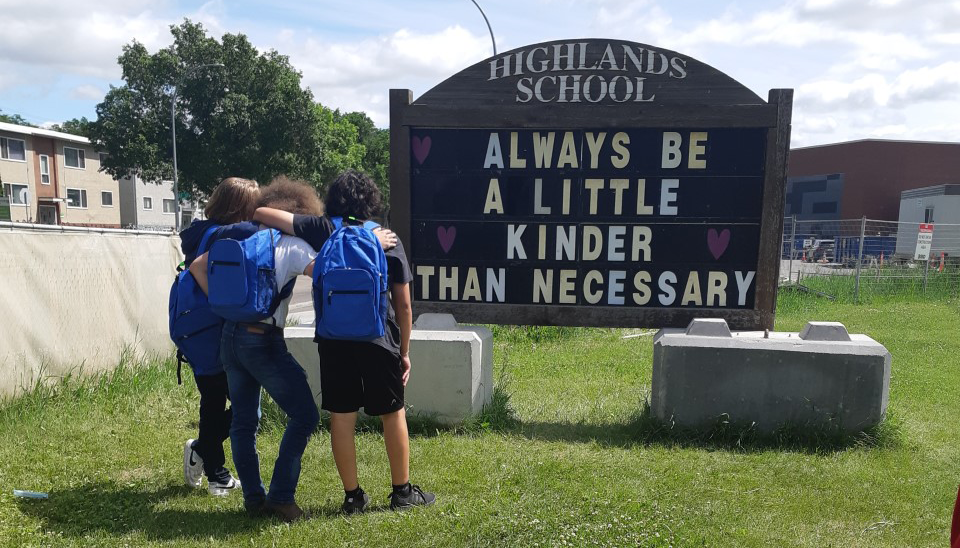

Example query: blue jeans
[220,322,320,506]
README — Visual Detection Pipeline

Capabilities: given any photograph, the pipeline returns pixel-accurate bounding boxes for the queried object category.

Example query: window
[101,191,113,207]
[98,152,108,165]
[1,137,27,161]
[162,199,176,214]
[924,207,934,224]
[143,196,153,210]
[64,147,86,169]
[66,188,87,208]
[3,183,28,205]
[39,155,50,184]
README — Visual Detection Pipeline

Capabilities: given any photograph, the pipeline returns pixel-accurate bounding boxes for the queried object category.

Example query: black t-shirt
[293,215,413,355]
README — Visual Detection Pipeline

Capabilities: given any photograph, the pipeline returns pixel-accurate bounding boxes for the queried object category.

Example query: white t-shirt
[260,234,316,327]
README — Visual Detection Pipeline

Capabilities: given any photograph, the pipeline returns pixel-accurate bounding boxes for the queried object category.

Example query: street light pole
[171,62,224,232]
[469,0,497,56]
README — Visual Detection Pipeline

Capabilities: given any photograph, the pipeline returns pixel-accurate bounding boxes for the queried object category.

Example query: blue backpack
[169,224,223,381]
[206,227,296,324]
[313,217,389,341]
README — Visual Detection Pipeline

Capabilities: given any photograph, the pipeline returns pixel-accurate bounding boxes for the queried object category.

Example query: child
[313,170,434,514]
[178,176,260,496]
[190,177,323,522]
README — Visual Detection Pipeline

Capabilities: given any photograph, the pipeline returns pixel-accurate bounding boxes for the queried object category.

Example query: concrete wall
[0,226,180,396]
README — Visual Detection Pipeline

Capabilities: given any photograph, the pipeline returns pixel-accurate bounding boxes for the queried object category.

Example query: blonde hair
[203,177,260,224]
[257,176,324,216]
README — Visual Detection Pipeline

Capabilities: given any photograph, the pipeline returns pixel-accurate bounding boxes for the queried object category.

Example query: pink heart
[412,135,432,165]
[437,226,456,254]
[707,228,731,260]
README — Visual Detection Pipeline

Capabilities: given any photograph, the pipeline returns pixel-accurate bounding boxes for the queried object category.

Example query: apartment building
[119,175,204,231]
[0,121,121,227]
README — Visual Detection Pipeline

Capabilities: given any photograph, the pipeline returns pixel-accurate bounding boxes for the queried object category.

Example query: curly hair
[257,176,324,216]
[323,170,382,220]
[204,177,260,224]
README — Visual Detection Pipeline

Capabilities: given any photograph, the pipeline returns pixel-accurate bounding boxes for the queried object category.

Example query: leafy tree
[48,117,92,137]
[313,106,366,189]
[341,111,390,203]
[0,110,34,127]
[88,20,322,196]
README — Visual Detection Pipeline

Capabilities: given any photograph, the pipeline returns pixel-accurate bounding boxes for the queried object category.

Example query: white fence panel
[0,223,181,395]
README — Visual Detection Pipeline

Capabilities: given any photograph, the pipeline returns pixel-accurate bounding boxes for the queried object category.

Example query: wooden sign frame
[390,39,792,330]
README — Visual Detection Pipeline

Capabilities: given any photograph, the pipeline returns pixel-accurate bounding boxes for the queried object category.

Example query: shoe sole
[183,439,203,488]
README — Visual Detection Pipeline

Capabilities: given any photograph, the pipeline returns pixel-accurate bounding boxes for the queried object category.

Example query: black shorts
[318,341,404,416]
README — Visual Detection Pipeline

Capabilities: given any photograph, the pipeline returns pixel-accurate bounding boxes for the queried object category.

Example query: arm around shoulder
[253,207,295,235]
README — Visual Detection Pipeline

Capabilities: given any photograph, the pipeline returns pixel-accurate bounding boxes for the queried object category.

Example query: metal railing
[780,217,960,302]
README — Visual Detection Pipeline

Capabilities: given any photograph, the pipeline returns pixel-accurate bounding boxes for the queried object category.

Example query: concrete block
[652,320,891,433]
[800,321,851,341]
[414,313,459,330]
[283,324,493,424]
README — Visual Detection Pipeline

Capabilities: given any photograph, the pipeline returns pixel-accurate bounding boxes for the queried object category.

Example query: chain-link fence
[780,217,960,302]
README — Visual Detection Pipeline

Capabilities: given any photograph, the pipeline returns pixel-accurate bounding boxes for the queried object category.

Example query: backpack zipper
[328,289,370,305]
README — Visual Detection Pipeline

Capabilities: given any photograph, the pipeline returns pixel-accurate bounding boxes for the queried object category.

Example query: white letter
[608,270,626,305]
[585,132,606,169]
[660,179,679,215]
[658,271,677,305]
[439,267,459,301]
[688,131,707,169]
[706,272,728,307]
[486,268,506,302]
[735,271,756,306]
[584,179,604,215]
[507,224,527,259]
[556,225,577,260]
[484,178,504,214]
[534,178,551,214]
[583,271,603,304]
[416,266,435,299]
[484,133,504,168]
[582,226,603,261]
[533,269,553,303]
[559,270,577,303]
[661,132,682,169]
[463,268,482,301]
[510,131,527,168]
[608,226,627,261]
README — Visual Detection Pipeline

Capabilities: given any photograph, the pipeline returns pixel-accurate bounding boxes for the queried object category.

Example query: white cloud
[275,25,492,124]
[69,85,105,101]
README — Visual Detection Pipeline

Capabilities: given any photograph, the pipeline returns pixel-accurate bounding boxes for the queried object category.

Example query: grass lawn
[1,294,958,547]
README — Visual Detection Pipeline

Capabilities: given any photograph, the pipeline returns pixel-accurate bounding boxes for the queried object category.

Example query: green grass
[2,296,959,547]
[788,265,960,303]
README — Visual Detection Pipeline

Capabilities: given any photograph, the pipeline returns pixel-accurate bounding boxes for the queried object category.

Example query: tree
[0,110,34,127]
[340,111,390,203]
[48,118,92,137]
[312,106,366,189]
[88,20,322,196]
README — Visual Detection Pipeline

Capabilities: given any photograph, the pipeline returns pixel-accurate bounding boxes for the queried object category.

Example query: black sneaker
[342,489,370,515]
[389,484,435,510]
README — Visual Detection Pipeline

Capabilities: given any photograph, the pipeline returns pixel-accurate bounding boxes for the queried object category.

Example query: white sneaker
[208,476,241,496]
[183,439,204,488]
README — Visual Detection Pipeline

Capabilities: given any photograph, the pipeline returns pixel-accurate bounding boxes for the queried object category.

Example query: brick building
[786,139,960,222]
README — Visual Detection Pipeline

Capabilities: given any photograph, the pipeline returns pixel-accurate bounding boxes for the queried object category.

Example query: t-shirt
[292,214,335,252]
[259,234,317,327]
[294,215,413,355]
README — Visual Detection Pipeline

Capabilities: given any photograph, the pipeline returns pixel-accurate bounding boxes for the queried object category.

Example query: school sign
[389,39,792,329]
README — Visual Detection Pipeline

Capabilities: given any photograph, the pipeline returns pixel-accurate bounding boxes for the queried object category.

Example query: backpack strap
[362,220,381,230]
[331,216,343,230]
[197,224,220,255]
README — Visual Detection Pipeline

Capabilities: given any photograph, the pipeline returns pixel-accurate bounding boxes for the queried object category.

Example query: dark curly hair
[323,170,382,220]
[257,176,324,216]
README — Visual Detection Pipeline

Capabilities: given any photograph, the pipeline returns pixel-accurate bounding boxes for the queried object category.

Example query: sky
[0,0,958,147]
